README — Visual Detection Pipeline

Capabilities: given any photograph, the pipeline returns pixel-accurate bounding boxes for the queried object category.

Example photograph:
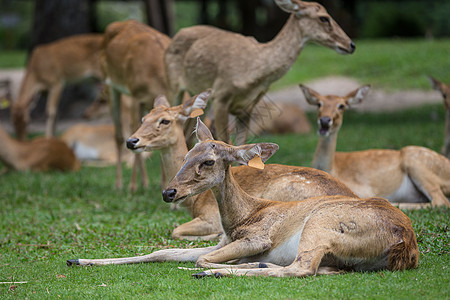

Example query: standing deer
[0,121,80,172]
[11,34,104,141]
[126,91,355,241]
[428,76,450,159]
[165,0,355,145]
[102,20,171,190]
[68,118,418,280]
[300,84,450,208]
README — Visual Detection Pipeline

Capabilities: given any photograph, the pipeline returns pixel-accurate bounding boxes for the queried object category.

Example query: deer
[10,34,104,141]
[0,120,80,173]
[165,0,355,145]
[68,118,419,280]
[428,76,450,159]
[125,90,356,241]
[299,84,450,208]
[101,19,171,190]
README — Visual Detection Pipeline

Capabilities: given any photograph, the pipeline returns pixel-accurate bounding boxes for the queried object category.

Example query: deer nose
[126,138,139,150]
[162,189,177,203]
[350,41,356,53]
[319,116,331,128]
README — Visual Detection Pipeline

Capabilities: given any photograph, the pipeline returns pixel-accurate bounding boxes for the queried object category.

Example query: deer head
[274,0,355,54]
[428,76,450,109]
[162,118,278,203]
[126,90,211,152]
[300,84,370,136]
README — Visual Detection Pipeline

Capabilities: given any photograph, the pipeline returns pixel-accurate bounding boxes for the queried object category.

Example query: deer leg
[67,244,223,267]
[212,97,231,143]
[235,113,251,146]
[110,87,123,189]
[172,217,222,241]
[45,82,64,137]
[195,238,271,269]
[403,158,450,207]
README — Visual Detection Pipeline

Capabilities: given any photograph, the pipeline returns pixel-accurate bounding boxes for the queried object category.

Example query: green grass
[1,104,449,298]
[2,38,449,91]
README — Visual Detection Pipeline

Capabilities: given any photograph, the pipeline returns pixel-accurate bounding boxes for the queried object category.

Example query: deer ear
[428,75,443,92]
[346,85,370,106]
[195,117,214,142]
[274,0,300,13]
[154,95,170,108]
[182,89,211,118]
[299,84,320,105]
[233,143,279,169]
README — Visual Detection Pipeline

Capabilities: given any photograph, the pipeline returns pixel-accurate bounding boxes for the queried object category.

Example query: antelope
[165,0,355,145]
[300,84,450,208]
[428,76,450,159]
[102,20,171,190]
[10,34,104,141]
[0,121,80,172]
[125,91,356,241]
[68,118,419,280]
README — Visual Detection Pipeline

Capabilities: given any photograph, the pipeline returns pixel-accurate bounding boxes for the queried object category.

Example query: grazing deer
[300,84,450,208]
[165,0,355,145]
[428,76,450,159]
[0,121,80,172]
[68,118,418,280]
[11,34,104,141]
[126,90,356,241]
[102,20,171,190]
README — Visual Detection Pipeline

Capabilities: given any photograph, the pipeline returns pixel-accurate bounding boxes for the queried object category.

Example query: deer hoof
[258,262,268,268]
[192,271,208,278]
[66,259,80,266]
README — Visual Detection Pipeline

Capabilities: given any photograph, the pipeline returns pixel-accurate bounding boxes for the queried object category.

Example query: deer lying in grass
[0,121,80,172]
[102,20,171,190]
[10,34,104,141]
[125,90,356,241]
[428,76,450,159]
[300,84,450,208]
[165,0,355,145]
[68,118,419,279]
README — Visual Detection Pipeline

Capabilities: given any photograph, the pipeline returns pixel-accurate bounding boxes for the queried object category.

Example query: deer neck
[0,124,21,169]
[312,131,338,173]
[258,14,306,84]
[210,166,266,235]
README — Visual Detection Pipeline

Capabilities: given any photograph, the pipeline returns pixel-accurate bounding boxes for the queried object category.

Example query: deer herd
[1,0,449,279]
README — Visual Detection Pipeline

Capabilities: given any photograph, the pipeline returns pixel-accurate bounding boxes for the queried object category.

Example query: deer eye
[338,104,346,110]
[317,102,323,108]
[202,160,215,167]
[319,16,330,24]
[160,119,170,125]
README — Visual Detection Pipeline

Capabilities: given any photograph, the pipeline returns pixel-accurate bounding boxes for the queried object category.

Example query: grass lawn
[1,104,449,299]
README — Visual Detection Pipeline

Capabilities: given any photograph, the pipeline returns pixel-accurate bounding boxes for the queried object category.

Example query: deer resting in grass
[300,84,450,208]
[125,91,356,241]
[102,20,171,190]
[68,118,419,279]
[11,34,104,141]
[0,121,80,172]
[165,0,355,145]
[428,76,450,159]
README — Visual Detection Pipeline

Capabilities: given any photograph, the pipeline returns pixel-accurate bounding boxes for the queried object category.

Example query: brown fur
[301,84,450,208]
[165,0,354,145]
[102,20,171,190]
[11,34,104,141]
[0,122,80,172]
[428,76,450,159]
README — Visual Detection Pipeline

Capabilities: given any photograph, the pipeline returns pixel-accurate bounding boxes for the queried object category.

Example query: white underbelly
[387,175,429,203]
[251,231,302,267]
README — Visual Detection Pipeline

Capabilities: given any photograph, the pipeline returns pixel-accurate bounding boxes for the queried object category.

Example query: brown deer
[10,34,104,141]
[165,0,355,145]
[428,76,450,159]
[0,121,80,172]
[125,91,356,241]
[68,118,418,280]
[102,20,171,190]
[300,84,450,208]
